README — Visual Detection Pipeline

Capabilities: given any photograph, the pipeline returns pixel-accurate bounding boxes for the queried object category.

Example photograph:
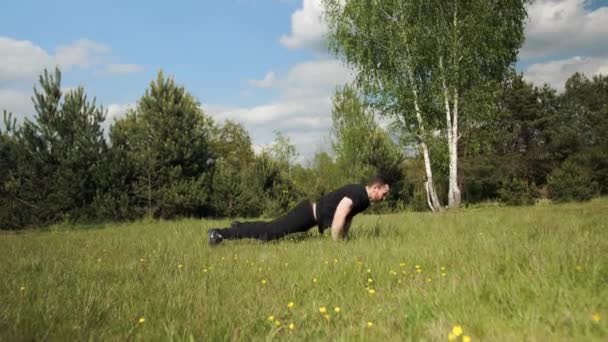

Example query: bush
[497,177,537,206]
[548,159,597,202]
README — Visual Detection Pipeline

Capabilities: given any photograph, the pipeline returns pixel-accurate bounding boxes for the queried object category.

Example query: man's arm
[331,197,353,241]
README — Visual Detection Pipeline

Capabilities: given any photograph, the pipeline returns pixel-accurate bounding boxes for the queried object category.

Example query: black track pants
[218,200,317,241]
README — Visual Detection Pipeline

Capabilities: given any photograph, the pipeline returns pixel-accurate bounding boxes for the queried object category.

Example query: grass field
[1,199,607,341]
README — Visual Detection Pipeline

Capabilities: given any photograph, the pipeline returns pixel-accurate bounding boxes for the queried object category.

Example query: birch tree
[323,0,527,209]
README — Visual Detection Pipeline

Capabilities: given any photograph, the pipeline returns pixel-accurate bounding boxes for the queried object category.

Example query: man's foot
[208,229,223,246]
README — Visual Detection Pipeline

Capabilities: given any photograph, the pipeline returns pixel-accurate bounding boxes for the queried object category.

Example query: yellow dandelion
[441,272,447,277]
[367,278,374,283]
[267,315,275,322]
[275,320,281,326]
[178,264,183,269]
[319,306,327,314]
[463,335,472,342]
[313,277,318,283]
[416,268,423,273]
[261,279,267,285]
[333,258,338,263]
[288,302,295,309]
[139,258,145,262]
[289,322,295,330]
[400,262,406,267]
[367,268,372,273]
[367,321,374,328]
[592,313,601,322]
[324,260,329,265]
[448,332,457,341]
[415,264,421,269]
[452,325,463,337]
[441,266,446,271]
[324,314,330,320]
[138,317,145,324]
[335,306,341,313]
[368,288,376,295]
[389,270,397,275]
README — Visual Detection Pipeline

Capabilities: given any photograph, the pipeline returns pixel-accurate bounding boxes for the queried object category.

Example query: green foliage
[548,159,597,203]
[110,71,216,219]
[497,177,537,206]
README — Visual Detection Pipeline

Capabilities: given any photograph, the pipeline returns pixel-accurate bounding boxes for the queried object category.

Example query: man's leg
[209,200,317,243]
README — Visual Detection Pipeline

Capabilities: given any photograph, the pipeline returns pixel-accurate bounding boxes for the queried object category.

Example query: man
[207,175,390,245]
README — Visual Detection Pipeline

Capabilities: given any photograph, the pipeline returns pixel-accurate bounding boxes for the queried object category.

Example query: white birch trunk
[408,71,443,212]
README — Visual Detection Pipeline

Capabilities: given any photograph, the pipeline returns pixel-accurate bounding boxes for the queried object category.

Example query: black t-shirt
[316,184,370,232]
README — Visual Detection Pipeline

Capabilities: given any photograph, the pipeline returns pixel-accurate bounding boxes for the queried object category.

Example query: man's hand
[331,197,353,241]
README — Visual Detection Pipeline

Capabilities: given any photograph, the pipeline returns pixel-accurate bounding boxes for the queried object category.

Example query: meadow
[1,199,607,341]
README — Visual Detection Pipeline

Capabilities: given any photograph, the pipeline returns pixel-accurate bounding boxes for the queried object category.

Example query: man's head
[366,175,390,202]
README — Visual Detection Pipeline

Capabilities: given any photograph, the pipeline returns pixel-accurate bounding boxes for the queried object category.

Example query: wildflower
[448,332,456,341]
[289,322,295,330]
[221,257,225,261]
[140,258,145,262]
[275,320,281,326]
[367,268,372,273]
[416,268,423,273]
[452,325,463,337]
[288,302,295,309]
[400,262,406,267]
[313,277,318,283]
[367,321,374,328]
[284,262,289,267]
[415,265,421,269]
[368,288,376,295]
[333,258,338,263]
[203,268,208,273]
[325,261,329,265]
[138,317,145,324]
[441,266,446,271]
[178,264,183,269]
[463,335,472,342]
[592,313,601,322]
[367,278,374,283]
[389,270,397,275]
[319,306,327,314]
[441,272,447,277]
[267,315,275,322]
[426,278,432,283]
[324,314,330,320]
[20,286,25,292]
[335,306,341,313]
[261,279,267,285]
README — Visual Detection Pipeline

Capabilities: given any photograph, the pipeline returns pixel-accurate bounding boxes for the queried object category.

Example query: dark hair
[367,174,389,187]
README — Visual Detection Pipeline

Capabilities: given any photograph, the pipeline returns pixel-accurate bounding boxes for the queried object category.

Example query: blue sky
[2,0,608,160]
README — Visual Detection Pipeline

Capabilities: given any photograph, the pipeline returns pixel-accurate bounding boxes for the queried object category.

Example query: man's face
[371,183,390,202]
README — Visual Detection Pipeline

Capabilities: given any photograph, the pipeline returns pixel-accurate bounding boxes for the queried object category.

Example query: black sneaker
[208,229,223,246]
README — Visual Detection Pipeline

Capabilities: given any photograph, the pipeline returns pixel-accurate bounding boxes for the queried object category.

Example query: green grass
[1,199,607,341]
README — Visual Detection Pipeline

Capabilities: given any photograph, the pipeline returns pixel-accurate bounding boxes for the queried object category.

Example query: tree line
[1,67,606,230]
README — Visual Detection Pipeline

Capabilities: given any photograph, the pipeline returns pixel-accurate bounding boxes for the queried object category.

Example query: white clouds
[524,55,608,90]
[205,58,354,160]
[521,0,608,89]
[0,35,142,128]
[248,71,276,88]
[522,0,608,59]
[280,0,327,51]
[106,103,134,122]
